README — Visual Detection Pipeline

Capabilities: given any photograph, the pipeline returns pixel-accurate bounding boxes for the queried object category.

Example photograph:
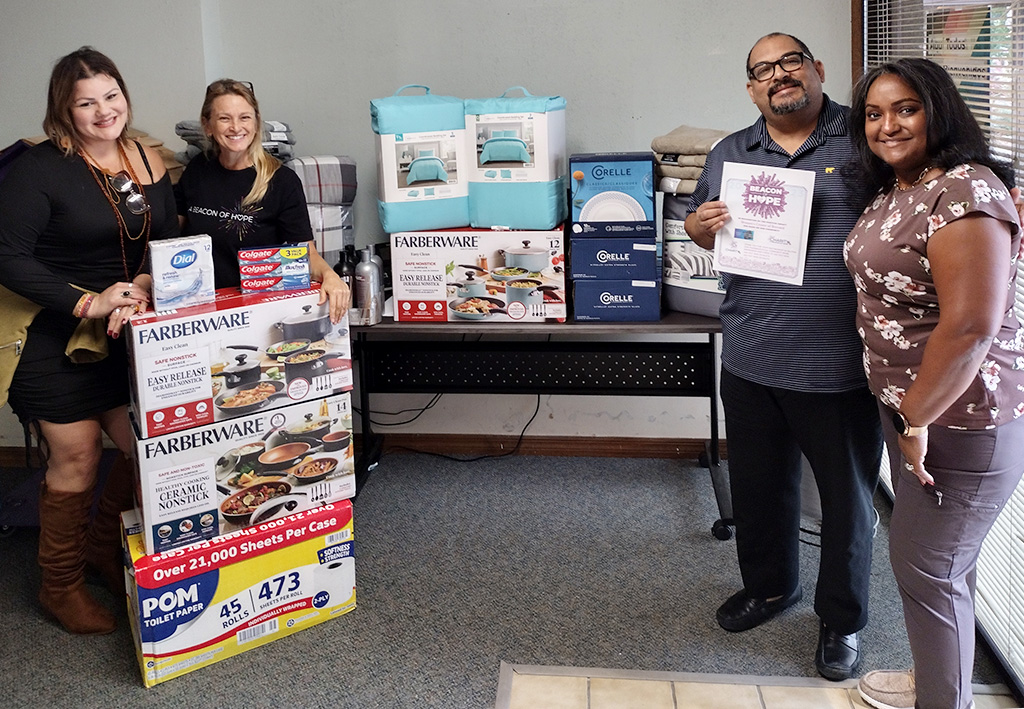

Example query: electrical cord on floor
[387,394,542,463]
[352,393,444,427]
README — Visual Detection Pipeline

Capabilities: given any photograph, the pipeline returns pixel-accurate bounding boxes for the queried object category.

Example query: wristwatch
[893,410,928,437]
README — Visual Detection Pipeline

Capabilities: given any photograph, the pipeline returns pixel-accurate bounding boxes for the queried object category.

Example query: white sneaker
[858,669,915,709]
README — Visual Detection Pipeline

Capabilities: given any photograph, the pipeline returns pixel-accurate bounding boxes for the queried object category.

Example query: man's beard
[769,79,810,115]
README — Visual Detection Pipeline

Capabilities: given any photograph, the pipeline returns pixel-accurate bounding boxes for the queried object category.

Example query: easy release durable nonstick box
[133,391,354,556]
[122,501,355,687]
[126,286,352,439]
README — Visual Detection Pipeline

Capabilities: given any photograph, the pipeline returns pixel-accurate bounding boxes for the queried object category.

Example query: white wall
[0,0,854,446]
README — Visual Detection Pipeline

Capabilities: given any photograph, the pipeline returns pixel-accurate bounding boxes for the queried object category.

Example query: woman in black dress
[0,47,178,634]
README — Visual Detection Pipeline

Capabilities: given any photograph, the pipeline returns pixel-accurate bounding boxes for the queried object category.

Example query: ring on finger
[904,462,914,471]
[122,289,132,297]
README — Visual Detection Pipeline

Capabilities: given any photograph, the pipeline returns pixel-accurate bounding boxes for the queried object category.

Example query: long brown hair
[43,46,133,155]
[200,79,279,206]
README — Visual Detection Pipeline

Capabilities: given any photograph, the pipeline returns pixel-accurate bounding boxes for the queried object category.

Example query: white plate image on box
[579,191,647,221]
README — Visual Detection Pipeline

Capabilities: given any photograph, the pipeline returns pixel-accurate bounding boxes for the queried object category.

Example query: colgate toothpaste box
[390,227,566,323]
[122,500,356,687]
[126,286,351,439]
[238,243,311,293]
[133,392,354,556]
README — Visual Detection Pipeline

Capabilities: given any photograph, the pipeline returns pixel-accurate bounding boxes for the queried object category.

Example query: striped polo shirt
[686,96,866,392]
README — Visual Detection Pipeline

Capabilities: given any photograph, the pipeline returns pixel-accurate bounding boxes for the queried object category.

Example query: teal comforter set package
[371,86,567,233]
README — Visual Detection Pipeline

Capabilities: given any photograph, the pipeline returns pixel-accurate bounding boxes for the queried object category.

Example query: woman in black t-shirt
[175,79,349,321]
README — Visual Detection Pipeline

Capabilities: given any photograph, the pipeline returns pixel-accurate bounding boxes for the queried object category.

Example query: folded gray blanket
[284,155,358,206]
[657,164,703,180]
[651,124,729,155]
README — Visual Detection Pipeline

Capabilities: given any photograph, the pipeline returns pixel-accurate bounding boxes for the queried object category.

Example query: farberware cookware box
[122,500,355,687]
[133,391,354,555]
[390,227,567,322]
[126,287,352,439]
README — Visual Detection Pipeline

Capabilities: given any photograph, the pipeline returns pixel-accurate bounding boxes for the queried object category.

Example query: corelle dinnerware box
[133,392,354,556]
[569,236,659,281]
[149,235,215,313]
[122,501,355,688]
[572,279,662,322]
[569,152,656,237]
[390,228,567,323]
[126,286,352,440]
[238,243,311,293]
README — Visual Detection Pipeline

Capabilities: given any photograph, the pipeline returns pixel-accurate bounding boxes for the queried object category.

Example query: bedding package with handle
[464,87,567,230]
[371,85,470,233]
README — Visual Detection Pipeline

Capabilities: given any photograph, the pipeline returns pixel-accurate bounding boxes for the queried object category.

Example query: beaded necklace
[78,142,151,280]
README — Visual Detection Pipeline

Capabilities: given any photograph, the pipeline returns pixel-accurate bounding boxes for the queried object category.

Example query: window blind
[864,0,1024,690]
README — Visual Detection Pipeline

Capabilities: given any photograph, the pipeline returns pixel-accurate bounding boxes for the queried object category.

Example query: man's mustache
[769,78,803,97]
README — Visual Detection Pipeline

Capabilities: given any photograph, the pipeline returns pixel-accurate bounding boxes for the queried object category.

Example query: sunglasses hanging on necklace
[78,143,152,281]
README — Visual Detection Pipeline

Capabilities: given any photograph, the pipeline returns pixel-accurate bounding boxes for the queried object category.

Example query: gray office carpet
[0,453,1009,708]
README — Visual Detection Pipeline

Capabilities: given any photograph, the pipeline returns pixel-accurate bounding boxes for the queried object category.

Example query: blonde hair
[43,46,133,155]
[200,79,279,206]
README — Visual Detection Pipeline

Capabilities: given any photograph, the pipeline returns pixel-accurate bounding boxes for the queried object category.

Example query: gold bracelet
[73,293,92,318]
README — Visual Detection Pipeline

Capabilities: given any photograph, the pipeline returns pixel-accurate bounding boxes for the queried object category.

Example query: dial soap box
[122,501,356,687]
[149,235,215,313]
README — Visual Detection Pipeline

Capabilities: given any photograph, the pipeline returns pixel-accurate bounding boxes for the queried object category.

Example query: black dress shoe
[716,586,802,632]
[815,620,860,681]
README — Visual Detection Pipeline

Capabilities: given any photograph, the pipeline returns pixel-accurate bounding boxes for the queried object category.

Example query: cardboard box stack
[122,285,357,685]
[568,152,661,321]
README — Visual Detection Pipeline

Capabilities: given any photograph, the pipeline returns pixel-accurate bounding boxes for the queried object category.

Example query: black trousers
[720,368,883,634]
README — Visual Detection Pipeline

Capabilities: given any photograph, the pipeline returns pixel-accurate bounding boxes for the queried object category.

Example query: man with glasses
[684,33,883,681]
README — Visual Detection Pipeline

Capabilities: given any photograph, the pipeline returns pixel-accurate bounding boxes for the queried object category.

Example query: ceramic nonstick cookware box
[121,501,355,687]
[126,286,352,439]
[133,391,354,556]
[390,227,566,322]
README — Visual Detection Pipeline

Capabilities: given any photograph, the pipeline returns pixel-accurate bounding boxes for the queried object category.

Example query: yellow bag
[0,285,42,408]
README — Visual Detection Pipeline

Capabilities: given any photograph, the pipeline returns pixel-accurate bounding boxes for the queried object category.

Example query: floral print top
[844,163,1024,429]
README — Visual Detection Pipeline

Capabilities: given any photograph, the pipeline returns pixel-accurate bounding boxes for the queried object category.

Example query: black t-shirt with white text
[175,153,312,288]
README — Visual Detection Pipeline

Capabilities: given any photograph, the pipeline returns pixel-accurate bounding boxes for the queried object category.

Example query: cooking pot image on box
[503,278,544,306]
[280,413,335,445]
[322,430,351,452]
[220,350,262,389]
[282,348,347,387]
[500,240,551,273]
[453,270,488,298]
[275,304,332,342]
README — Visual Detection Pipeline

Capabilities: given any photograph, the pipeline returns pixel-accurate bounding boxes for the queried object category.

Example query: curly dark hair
[843,57,1013,206]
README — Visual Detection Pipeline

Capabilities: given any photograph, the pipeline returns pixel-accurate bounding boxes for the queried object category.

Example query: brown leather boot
[37,482,117,635]
[85,452,134,597]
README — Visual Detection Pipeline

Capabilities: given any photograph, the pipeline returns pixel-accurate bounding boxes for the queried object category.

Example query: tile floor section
[494,663,1021,709]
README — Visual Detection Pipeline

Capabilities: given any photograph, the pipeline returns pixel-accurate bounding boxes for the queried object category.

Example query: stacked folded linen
[284,156,358,261]
[173,119,297,163]
[649,124,729,196]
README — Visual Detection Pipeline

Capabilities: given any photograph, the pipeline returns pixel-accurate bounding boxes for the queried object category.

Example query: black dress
[0,141,178,423]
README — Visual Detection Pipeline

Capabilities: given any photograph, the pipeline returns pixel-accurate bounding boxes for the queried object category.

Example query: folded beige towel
[651,124,730,155]
[657,164,703,180]
[656,152,706,167]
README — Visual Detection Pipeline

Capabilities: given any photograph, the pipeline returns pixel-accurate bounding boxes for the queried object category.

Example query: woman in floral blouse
[844,58,1024,709]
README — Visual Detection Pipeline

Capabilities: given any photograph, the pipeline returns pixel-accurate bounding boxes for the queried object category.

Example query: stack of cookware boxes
[372,85,570,323]
[568,152,661,321]
[122,284,357,687]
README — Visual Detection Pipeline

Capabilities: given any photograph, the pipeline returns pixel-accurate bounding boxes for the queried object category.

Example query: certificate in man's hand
[712,162,815,286]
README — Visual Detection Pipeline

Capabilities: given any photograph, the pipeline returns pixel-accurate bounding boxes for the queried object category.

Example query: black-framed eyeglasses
[109,171,150,215]
[747,52,813,82]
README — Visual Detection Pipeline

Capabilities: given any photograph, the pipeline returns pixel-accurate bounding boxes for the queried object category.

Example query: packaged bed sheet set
[371,85,470,233]
[464,87,567,230]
